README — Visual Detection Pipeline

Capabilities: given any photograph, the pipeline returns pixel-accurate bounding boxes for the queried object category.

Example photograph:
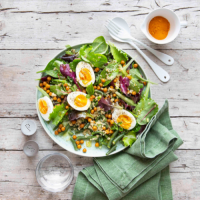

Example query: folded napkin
[72,100,183,200]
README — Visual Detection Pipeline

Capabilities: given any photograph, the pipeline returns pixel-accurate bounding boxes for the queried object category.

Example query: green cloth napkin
[72,100,183,200]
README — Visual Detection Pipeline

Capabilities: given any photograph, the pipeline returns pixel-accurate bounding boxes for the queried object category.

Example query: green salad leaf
[69,59,82,72]
[100,62,119,86]
[91,36,108,54]
[49,104,67,126]
[86,83,94,95]
[50,85,68,96]
[108,42,128,63]
[122,131,137,147]
[36,86,49,97]
[87,52,107,68]
[79,45,92,62]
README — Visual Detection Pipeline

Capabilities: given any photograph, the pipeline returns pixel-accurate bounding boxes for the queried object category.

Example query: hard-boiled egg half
[112,109,136,130]
[67,91,91,111]
[76,61,95,87]
[38,96,53,121]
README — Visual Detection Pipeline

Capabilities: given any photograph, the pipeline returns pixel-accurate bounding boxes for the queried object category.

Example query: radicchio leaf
[60,64,81,91]
[61,54,76,62]
[41,76,48,82]
[98,97,112,112]
[119,76,130,95]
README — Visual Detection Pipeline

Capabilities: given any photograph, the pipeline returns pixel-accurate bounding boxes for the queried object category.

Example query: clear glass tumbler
[36,152,74,192]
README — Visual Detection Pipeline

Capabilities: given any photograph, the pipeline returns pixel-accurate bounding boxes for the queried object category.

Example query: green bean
[107,130,118,149]
[92,131,104,136]
[106,144,117,156]
[116,92,136,106]
[70,137,78,151]
[84,122,90,129]
[113,133,124,145]
[94,89,106,97]
[99,137,104,146]
[76,135,98,141]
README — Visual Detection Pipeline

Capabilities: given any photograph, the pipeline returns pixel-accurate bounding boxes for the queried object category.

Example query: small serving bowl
[140,8,187,44]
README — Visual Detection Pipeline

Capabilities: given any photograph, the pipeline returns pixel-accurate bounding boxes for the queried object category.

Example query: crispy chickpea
[114,99,119,103]
[94,107,97,111]
[126,70,129,74]
[97,86,101,90]
[80,140,84,144]
[133,63,138,68]
[90,96,94,101]
[47,76,51,81]
[108,114,112,119]
[53,96,57,101]
[132,91,136,95]
[110,86,114,89]
[95,68,99,72]
[65,105,69,109]
[101,78,106,83]
[58,128,61,133]
[66,86,70,91]
[55,130,59,135]
[113,78,117,83]
[57,98,61,103]
[82,89,86,93]
[65,112,68,116]
[77,144,81,149]
[105,114,109,118]
[64,83,68,87]
[49,92,52,96]
[88,118,92,122]
[94,86,97,89]
[61,127,65,132]
[107,95,111,99]
[46,90,50,94]
[72,120,76,125]
[43,87,47,91]
[105,130,110,134]
[91,95,95,99]
[107,119,111,123]
[110,130,114,134]
[61,95,64,99]
[43,82,47,86]
[110,120,114,124]
[113,94,116,97]
[143,81,147,86]
[46,84,50,89]
[102,126,106,130]
[95,142,99,147]
[83,148,87,153]
[76,141,80,145]
[93,126,97,131]
[103,88,108,93]
[72,135,77,140]
[91,110,94,114]
[119,102,122,106]
[120,60,125,65]
[123,64,126,67]
[59,124,63,129]
[99,83,103,87]
[40,83,43,87]
[80,124,85,129]
[127,75,132,80]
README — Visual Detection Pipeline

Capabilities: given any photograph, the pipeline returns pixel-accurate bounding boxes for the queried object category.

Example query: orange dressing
[39,99,48,114]
[117,115,132,129]
[149,16,170,40]
[74,94,87,107]
[79,68,92,85]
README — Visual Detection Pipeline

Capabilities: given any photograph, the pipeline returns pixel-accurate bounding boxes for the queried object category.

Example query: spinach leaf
[91,36,108,54]
[129,77,143,93]
[100,62,119,86]
[79,45,92,62]
[69,59,82,72]
[86,83,94,95]
[87,52,107,68]
[108,42,128,63]
[50,85,68,96]
[123,131,137,147]
[49,104,67,126]
[37,86,49,97]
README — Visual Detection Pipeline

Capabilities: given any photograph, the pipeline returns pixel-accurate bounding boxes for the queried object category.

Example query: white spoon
[106,17,170,82]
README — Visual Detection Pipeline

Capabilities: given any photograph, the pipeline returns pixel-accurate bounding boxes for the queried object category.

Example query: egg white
[112,109,136,130]
[76,61,95,87]
[67,91,91,111]
[38,96,53,121]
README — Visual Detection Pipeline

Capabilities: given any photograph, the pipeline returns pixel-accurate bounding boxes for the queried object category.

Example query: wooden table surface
[1,0,200,199]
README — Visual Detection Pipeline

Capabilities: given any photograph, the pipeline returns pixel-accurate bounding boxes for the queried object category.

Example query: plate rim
[36,42,151,157]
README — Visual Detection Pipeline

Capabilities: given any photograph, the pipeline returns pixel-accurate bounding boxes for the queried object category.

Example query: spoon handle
[128,41,170,82]
[131,37,174,66]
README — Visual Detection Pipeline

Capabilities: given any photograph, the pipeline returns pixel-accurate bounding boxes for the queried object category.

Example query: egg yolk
[74,94,87,107]
[39,99,48,114]
[79,68,92,85]
[117,115,132,129]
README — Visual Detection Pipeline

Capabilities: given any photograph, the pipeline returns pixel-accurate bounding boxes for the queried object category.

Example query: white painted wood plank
[0,49,199,117]
[0,4,199,50]
[0,117,199,150]
[0,150,199,200]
